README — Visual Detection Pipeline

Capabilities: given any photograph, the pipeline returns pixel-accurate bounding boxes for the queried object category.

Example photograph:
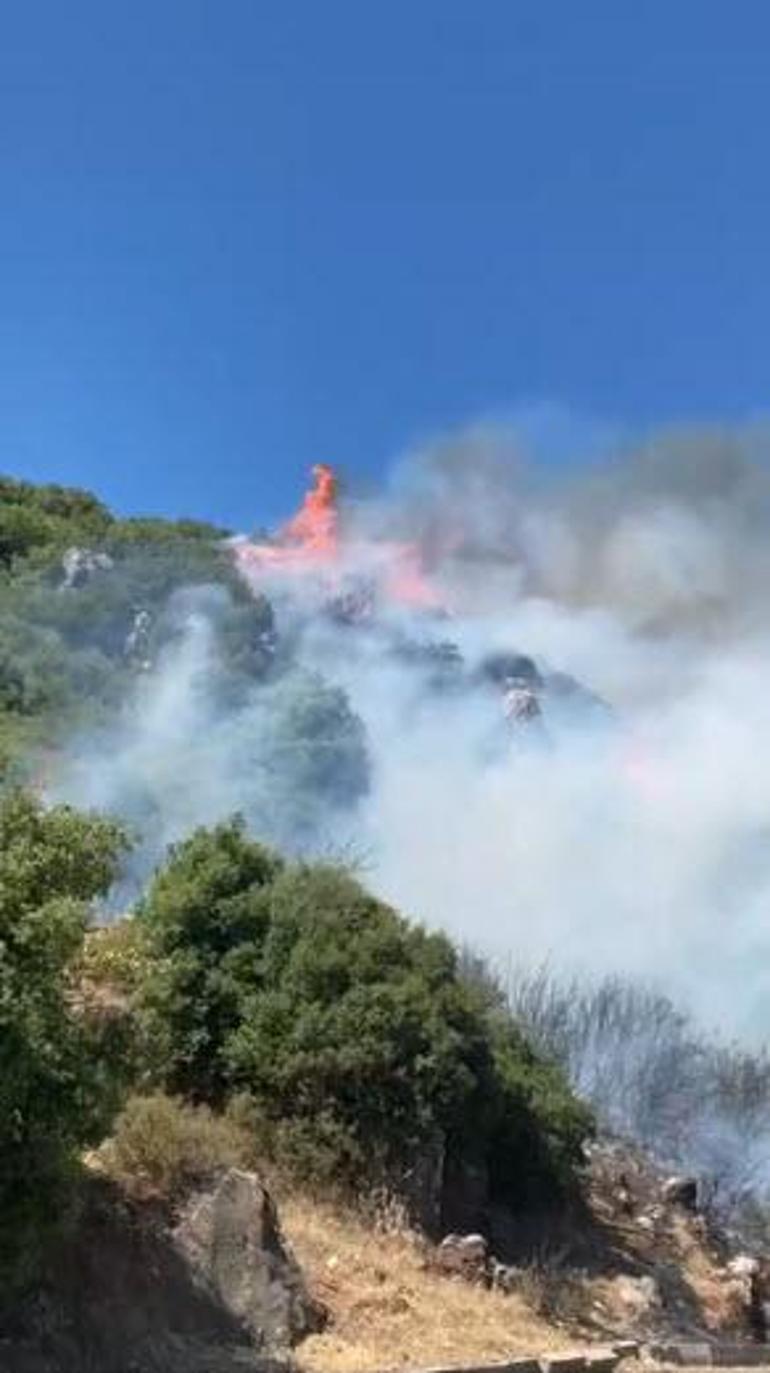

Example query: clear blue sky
[1,2,769,528]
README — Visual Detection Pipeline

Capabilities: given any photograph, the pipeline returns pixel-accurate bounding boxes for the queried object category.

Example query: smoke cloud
[53,419,770,1047]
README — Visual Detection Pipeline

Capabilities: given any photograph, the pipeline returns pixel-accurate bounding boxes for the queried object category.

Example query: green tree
[138,818,591,1211]
[0,791,128,1286]
[137,819,282,1101]
[262,672,370,809]
[0,476,112,569]
[0,472,277,772]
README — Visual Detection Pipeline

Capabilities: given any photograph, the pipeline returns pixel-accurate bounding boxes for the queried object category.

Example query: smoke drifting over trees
[6,420,770,1218]
[25,417,770,1053]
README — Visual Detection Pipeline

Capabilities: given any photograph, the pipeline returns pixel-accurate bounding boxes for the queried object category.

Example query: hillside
[3,471,770,1371]
[7,1106,765,1372]
[283,1140,765,1370]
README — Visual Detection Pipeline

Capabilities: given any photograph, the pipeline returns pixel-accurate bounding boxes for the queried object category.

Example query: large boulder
[0,1170,322,1373]
[432,1232,490,1283]
[173,1169,320,1352]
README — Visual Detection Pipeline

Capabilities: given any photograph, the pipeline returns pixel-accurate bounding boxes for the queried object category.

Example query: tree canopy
[137,817,592,1211]
[0,790,128,1284]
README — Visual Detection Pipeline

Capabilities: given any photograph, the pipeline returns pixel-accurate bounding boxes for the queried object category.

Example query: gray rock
[60,546,113,590]
[173,1169,319,1353]
[661,1175,698,1211]
[0,1169,322,1372]
[433,1231,489,1281]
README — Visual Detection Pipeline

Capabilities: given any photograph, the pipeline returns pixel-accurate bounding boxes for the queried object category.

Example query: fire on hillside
[233,463,442,614]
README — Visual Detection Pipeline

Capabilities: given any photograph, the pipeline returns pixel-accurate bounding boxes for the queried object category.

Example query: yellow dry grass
[281,1195,573,1373]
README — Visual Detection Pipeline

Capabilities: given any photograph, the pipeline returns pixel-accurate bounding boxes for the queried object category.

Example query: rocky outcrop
[662,1176,699,1212]
[432,1232,490,1283]
[173,1169,321,1353]
[0,1169,323,1373]
[60,546,113,590]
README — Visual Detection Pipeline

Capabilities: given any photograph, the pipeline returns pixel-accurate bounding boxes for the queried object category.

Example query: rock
[477,651,543,690]
[647,1340,714,1365]
[172,1168,322,1352]
[612,1273,662,1323]
[489,1258,522,1293]
[433,1232,489,1282]
[719,1255,766,1340]
[727,1254,761,1279]
[612,1340,641,1359]
[0,1169,322,1372]
[60,546,113,590]
[124,607,152,668]
[584,1352,622,1373]
[661,1175,698,1210]
[538,1355,589,1373]
[711,1344,770,1365]
[616,1186,634,1216]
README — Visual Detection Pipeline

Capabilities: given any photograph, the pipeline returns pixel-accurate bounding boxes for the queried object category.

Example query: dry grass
[94,1092,257,1197]
[281,1195,574,1373]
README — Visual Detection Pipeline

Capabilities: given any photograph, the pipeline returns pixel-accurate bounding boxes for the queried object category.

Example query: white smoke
[309,420,770,1044]
[53,587,366,904]
[53,419,770,1046]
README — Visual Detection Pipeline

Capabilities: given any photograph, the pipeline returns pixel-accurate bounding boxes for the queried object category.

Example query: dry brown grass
[281,1194,574,1373]
[93,1092,257,1198]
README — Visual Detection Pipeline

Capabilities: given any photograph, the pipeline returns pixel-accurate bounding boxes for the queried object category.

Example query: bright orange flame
[235,463,442,611]
[281,462,338,558]
[236,463,339,575]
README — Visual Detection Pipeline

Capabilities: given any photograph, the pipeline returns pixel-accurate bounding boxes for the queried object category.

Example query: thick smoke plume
[56,419,770,1048]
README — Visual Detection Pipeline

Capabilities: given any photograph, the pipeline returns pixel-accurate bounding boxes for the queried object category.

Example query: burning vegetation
[234,460,442,614]
[7,428,770,1367]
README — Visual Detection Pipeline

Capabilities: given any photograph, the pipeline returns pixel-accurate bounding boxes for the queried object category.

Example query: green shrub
[138,818,592,1213]
[0,790,129,1287]
[0,473,277,768]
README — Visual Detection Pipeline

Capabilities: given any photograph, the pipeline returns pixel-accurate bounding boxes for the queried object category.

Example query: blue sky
[1,2,769,528]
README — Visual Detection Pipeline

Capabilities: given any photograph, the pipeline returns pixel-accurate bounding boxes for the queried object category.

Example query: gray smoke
[53,418,770,1048]
[370,420,770,641]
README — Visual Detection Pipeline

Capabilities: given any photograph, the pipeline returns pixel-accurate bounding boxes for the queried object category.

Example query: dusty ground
[281,1141,762,1373]
[282,1195,576,1373]
[85,1083,768,1370]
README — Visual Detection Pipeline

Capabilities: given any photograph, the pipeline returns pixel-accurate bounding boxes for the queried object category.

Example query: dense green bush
[261,672,370,809]
[0,474,278,773]
[138,818,591,1210]
[0,478,111,567]
[0,791,129,1286]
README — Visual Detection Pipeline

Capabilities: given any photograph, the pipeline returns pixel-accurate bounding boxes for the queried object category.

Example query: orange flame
[235,463,441,611]
[281,462,338,558]
[236,463,339,575]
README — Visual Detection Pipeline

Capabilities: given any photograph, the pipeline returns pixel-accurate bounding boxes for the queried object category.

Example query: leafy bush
[0,791,129,1286]
[261,673,370,810]
[138,818,591,1213]
[0,477,111,568]
[0,473,281,780]
[103,1092,255,1194]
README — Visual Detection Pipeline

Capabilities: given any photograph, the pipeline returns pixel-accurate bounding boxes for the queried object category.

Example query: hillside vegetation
[0,470,593,1290]
[6,472,770,1367]
[0,477,252,765]
[0,787,592,1287]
